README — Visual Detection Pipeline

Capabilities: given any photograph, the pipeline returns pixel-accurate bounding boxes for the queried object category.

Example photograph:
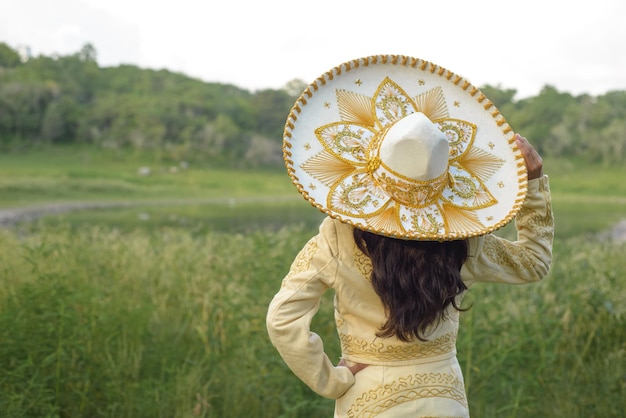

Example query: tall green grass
[0,222,624,417]
[460,236,626,417]
[0,224,328,417]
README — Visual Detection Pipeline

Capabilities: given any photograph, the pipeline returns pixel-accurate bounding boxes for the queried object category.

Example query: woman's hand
[337,358,368,375]
[514,134,543,180]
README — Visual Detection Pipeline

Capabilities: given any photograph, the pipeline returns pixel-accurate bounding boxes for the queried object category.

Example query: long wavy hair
[353,229,469,342]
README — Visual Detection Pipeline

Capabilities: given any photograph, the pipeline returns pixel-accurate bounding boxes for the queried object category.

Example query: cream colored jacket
[266,176,553,399]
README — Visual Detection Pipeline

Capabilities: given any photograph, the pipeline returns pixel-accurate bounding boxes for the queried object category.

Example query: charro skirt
[334,356,469,418]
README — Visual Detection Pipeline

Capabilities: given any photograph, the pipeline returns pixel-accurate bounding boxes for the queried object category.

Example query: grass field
[2,149,625,239]
[0,148,625,417]
[0,146,295,207]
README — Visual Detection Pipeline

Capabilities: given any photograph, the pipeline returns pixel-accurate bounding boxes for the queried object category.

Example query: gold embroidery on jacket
[347,372,467,417]
[482,186,553,270]
[482,237,536,270]
[340,332,457,361]
[283,236,319,285]
[515,192,554,241]
[354,244,373,278]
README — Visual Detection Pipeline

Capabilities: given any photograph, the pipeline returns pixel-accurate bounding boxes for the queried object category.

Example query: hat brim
[283,55,527,240]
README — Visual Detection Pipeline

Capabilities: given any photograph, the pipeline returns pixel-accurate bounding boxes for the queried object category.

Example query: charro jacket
[266,176,553,402]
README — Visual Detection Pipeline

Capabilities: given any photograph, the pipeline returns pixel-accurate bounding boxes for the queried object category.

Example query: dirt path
[0,196,299,227]
[0,201,132,226]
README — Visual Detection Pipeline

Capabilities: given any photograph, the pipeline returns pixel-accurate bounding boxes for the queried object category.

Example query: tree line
[1,42,624,167]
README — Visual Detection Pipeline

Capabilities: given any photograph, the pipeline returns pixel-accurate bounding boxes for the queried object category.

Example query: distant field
[0,146,295,207]
[1,149,624,239]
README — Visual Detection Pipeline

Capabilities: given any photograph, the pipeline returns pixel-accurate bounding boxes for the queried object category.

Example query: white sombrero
[283,55,527,241]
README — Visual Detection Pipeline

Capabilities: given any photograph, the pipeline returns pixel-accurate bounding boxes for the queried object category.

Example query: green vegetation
[1,42,625,167]
[1,40,625,417]
[461,237,625,417]
[0,220,624,417]
[0,43,302,167]
[0,154,624,417]
[0,225,322,417]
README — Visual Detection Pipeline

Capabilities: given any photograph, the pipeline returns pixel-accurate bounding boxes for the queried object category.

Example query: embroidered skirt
[334,356,469,418]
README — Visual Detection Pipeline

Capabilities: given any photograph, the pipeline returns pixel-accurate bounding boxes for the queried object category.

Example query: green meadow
[0,149,624,417]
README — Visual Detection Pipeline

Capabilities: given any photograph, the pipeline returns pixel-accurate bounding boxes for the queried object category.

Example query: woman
[267,55,554,417]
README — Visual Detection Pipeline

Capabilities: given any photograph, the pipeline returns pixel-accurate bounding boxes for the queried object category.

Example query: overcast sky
[1,0,625,98]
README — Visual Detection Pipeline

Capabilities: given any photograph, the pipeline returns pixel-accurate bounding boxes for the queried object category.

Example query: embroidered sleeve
[266,217,355,399]
[462,176,554,285]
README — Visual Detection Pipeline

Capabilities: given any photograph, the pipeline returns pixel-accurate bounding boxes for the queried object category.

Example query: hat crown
[379,112,449,181]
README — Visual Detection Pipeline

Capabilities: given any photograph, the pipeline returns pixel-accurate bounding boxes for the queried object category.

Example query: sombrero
[283,54,527,241]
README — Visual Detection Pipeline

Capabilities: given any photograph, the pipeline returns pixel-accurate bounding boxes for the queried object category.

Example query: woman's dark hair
[353,229,469,342]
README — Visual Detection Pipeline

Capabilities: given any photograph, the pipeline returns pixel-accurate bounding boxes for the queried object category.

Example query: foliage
[0,43,296,166]
[0,42,21,68]
[0,221,624,417]
[1,42,625,166]
[483,84,626,165]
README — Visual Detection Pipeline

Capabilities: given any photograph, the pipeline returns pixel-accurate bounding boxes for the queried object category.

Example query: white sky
[1,0,625,99]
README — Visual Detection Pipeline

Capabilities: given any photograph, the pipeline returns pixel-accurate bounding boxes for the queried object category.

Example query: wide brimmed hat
[283,55,527,240]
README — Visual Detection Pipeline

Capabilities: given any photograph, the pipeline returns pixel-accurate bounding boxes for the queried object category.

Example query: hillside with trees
[1,42,624,167]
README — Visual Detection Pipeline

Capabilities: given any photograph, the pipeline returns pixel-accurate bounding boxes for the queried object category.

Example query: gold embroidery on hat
[375,78,417,127]
[299,76,511,239]
[301,150,355,187]
[459,147,504,182]
[374,168,449,208]
[315,123,374,162]
[336,89,376,127]
[439,119,475,160]
[409,206,445,234]
[450,175,477,199]
[366,156,381,174]
[328,172,386,216]
[339,182,376,211]
[413,86,448,121]
[366,204,404,233]
[442,203,485,232]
